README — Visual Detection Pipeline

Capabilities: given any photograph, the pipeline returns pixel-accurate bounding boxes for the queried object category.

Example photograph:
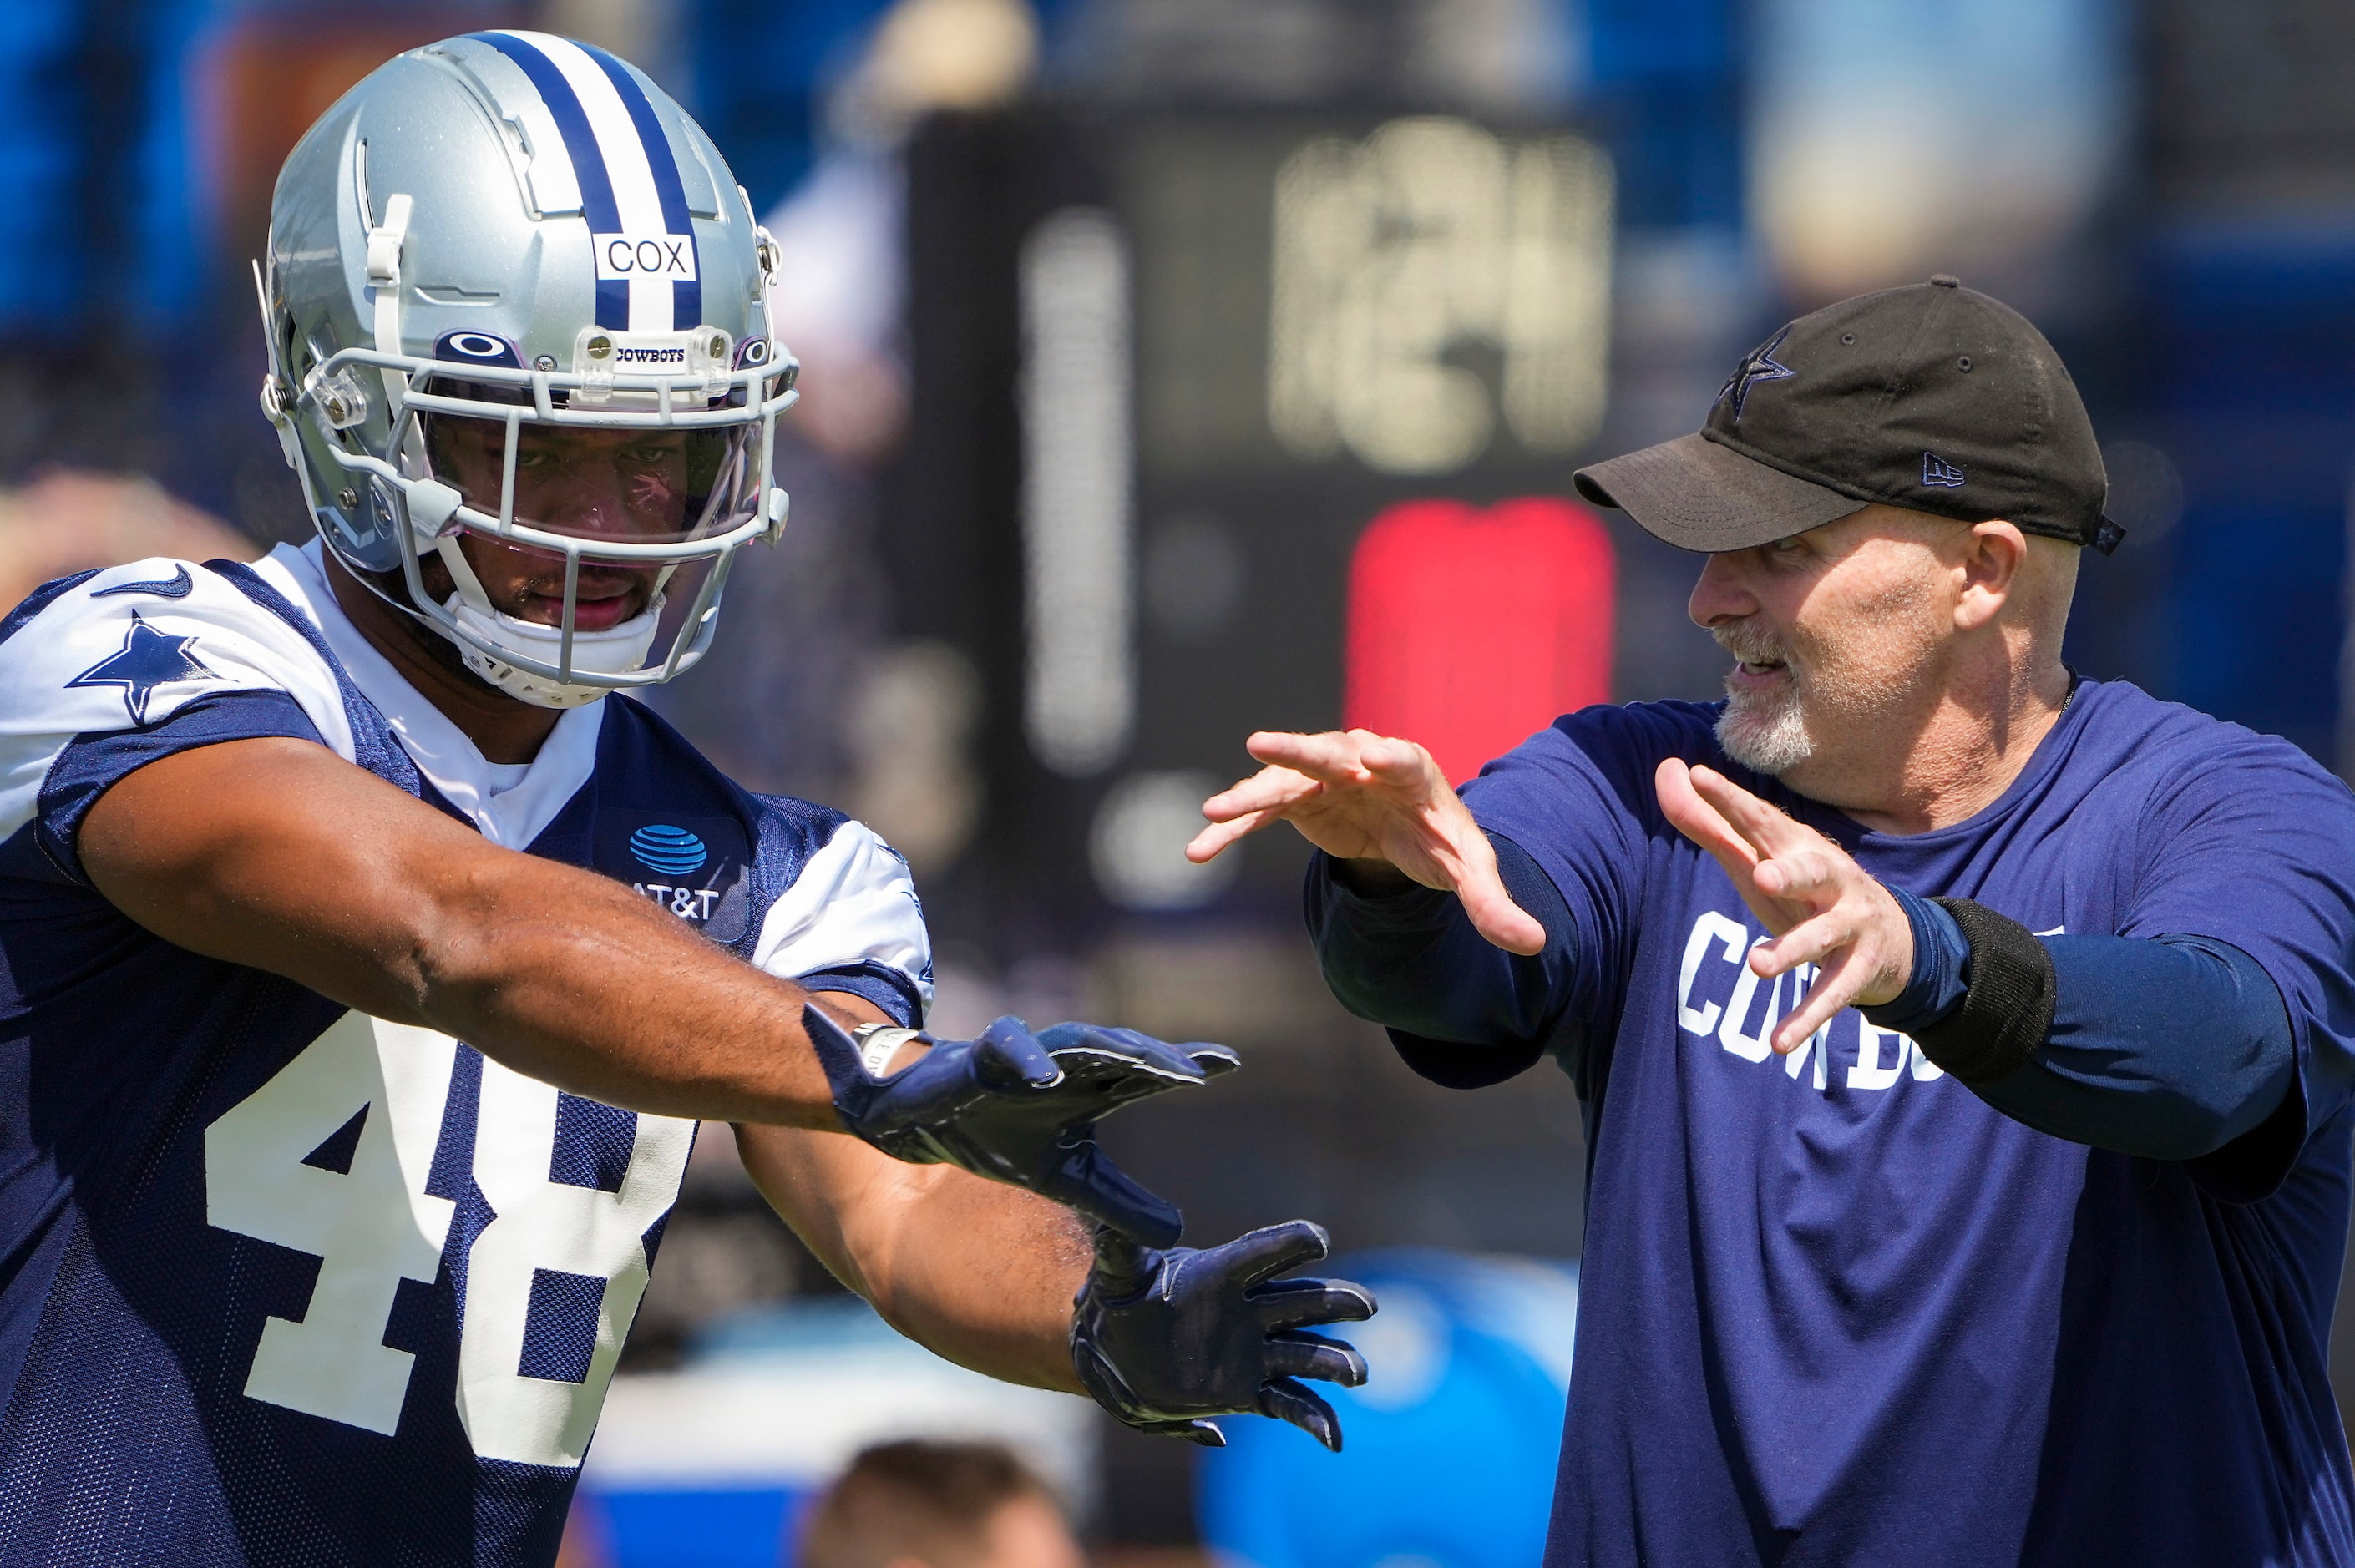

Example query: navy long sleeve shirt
[1307,833,2296,1161]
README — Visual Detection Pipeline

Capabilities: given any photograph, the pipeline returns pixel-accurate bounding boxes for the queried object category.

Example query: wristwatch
[849,1021,929,1076]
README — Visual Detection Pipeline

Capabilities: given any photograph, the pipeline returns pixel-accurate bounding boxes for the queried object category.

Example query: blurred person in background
[761,0,1038,466]
[0,31,1370,1566]
[1194,279,2355,1565]
[798,1439,1084,1568]
[0,468,253,608]
[646,0,1037,810]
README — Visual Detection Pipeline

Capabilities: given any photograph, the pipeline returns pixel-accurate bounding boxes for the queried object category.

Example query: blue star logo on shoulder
[67,612,220,725]
[1717,326,1796,421]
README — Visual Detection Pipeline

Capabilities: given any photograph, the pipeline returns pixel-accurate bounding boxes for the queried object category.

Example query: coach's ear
[1954,520,2029,631]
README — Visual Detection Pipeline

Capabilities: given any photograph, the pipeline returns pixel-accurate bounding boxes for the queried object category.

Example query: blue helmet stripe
[578,43,704,332]
[469,32,631,331]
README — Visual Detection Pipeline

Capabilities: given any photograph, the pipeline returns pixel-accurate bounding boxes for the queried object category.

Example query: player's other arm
[80,735,844,1125]
[743,994,1376,1448]
[738,994,1094,1389]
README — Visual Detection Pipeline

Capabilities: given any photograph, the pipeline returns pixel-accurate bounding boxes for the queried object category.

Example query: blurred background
[8,0,2353,1561]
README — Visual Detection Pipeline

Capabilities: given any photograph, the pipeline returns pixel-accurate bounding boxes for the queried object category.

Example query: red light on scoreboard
[1344,497,1617,787]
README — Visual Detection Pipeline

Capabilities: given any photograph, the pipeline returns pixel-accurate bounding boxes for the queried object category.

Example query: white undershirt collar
[251,541,604,850]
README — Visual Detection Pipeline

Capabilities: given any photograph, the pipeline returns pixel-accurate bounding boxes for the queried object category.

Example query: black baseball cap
[1574,276,2121,554]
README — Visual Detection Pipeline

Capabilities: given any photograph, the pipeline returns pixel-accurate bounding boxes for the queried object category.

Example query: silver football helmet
[256,30,797,708]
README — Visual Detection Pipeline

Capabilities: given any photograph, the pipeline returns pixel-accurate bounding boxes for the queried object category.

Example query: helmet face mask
[256,30,798,709]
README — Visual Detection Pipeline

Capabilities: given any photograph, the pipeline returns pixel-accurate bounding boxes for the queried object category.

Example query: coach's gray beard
[1713,623,1816,776]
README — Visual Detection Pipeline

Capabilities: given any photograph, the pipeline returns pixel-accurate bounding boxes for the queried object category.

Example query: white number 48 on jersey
[205,1012,693,1468]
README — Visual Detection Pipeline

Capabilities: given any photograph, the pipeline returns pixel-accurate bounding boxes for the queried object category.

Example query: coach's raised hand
[808,1004,1236,1247]
[1189,729,1546,956]
[1655,758,1915,1055]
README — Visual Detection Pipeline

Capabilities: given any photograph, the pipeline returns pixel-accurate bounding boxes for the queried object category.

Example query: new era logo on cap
[1922,452,1967,488]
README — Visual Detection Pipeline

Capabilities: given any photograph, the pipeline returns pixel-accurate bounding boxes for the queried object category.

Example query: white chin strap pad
[445,594,665,710]
[427,534,663,710]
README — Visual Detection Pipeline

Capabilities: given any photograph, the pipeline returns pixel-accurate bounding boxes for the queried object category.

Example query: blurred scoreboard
[888,106,1617,957]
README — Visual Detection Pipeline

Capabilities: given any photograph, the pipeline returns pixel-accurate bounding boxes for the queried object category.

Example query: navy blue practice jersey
[0,543,933,1566]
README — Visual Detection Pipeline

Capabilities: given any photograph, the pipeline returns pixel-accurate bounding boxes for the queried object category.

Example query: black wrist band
[1912,898,2057,1085]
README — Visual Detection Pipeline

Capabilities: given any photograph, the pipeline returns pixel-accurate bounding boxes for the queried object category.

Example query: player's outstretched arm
[84,737,1241,1223]
[1190,729,1546,955]
[82,736,847,1126]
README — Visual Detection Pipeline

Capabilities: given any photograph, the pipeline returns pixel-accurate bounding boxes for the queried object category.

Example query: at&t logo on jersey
[629,823,706,874]
[605,816,748,938]
[629,822,718,918]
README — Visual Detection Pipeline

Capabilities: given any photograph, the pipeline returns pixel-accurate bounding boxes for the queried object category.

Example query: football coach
[1190,276,2355,1566]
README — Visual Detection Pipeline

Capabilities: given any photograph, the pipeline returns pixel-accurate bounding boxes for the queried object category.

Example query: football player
[0,33,1370,1566]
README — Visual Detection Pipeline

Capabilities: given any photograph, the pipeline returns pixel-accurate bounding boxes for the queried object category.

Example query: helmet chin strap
[431,529,497,616]
[428,531,666,710]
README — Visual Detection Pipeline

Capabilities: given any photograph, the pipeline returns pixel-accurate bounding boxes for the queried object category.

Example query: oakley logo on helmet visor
[435,331,524,367]
[594,234,698,282]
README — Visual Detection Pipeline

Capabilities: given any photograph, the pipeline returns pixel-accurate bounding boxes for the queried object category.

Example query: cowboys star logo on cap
[1716,326,1795,422]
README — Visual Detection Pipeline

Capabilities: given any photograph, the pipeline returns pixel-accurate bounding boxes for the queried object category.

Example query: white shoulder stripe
[751,820,934,1022]
[494,29,673,334]
[0,558,352,843]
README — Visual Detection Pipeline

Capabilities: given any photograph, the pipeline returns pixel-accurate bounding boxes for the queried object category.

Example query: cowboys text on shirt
[1674,907,1947,1090]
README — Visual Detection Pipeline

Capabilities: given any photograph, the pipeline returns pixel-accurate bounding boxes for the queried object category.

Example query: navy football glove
[1071,1220,1376,1451]
[806,1004,1238,1248]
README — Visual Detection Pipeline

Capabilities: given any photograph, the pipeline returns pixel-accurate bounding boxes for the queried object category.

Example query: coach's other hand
[1189,729,1546,955]
[808,1005,1237,1248]
[1071,1220,1375,1451]
[1656,758,1915,1055]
